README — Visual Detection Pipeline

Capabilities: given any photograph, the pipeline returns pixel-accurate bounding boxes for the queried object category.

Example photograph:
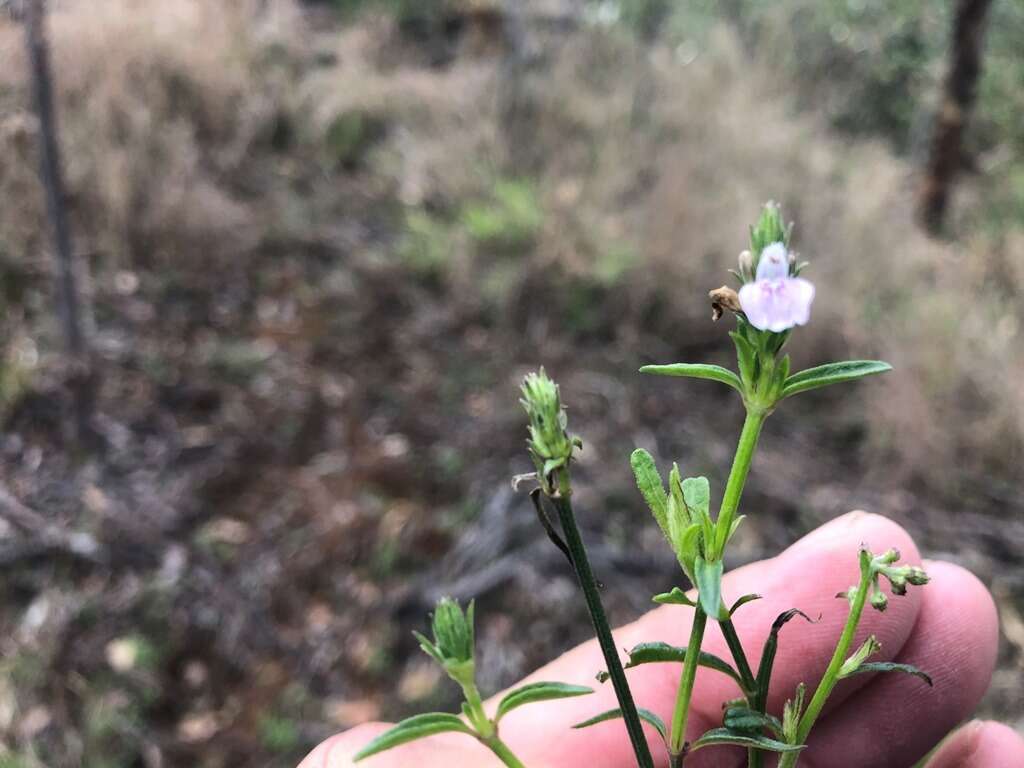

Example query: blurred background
[1,0,1022,765]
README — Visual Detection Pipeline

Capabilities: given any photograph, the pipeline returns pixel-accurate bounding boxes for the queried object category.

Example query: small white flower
[738,242,815,332]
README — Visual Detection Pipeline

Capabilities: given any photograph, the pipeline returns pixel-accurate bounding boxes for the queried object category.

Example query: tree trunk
[24,0,97,445]
[918,0,994,235]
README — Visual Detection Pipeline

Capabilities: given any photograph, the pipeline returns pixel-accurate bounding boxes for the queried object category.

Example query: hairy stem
[778,566,872,768]
[461,681,493,738]
[551,472,656,768]
[713,409,766,559]
[482,735,528,768]
[669,605,708,757]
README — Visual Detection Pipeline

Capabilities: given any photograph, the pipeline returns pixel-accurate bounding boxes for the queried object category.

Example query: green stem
[719,618,757,699]
[719,618,761,768]
[461,681,493,738]
[778,567,872,768]
[669,605,707,757]
[551,476,656,768]
[713,409,766,559]
[482,735,528,768]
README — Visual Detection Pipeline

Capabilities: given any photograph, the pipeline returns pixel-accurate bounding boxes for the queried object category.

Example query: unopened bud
[738,250,753,278]
[414,597,477,686]
[877,548,901,565]
[870,591,889,612]
[906,566,929,586]
[521,369,577,490]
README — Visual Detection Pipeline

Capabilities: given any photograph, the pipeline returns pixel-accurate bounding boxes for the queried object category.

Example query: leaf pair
[640,359,891,402]
[354,682,592,762]
[595,641,744,690]
[575,709,802,757]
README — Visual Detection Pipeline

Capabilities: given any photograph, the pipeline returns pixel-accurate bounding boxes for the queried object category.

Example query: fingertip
[297,724,392,768]
[927,720,1024,768]
[785,510,920,565]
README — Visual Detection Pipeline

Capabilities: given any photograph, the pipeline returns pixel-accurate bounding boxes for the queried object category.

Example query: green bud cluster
[415,597,476,686]
[845,548,930,612]
[520,369,581,493]
[748,201,791,264]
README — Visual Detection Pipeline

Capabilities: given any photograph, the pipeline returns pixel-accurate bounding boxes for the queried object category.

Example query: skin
[299,512,1024,768]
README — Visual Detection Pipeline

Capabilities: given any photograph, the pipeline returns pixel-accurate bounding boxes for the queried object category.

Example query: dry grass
[2,3,1021,488]
[0,0,300,272]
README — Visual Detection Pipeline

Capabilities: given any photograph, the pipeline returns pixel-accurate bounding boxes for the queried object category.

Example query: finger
[496,511,924,768]
[296,722,505,768]
[797,561,1000,768]
[925,721,1024,768]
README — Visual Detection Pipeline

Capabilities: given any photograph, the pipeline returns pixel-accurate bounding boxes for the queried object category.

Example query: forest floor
[0,3,1022,767]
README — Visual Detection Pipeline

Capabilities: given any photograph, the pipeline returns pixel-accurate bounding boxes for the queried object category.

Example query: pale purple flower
[738,242,815,332]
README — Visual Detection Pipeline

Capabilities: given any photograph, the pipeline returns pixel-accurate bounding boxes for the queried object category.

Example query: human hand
[299,512,1023,768]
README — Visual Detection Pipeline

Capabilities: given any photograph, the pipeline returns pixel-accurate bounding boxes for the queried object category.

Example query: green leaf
[681,476,710,519]
[726,514,746,546]
[495,681,593,722]
[838,635,881,679]
[694,556,724,619]
[615,641,743,689]
[354,713,474,761]
[782,361,892,398]
[676,523,702,576]
[729,330,756,386]
[640,364,742,393]
[770,354,791,400]
[413,631,445,666]
[728,593,762,616]
[573,707,667,742]
[653,587,696,607]
[689,727,804,754]
[630,449,669,539]
[754,610,815,710]
[723,707,784,738]
[844,662,933,687]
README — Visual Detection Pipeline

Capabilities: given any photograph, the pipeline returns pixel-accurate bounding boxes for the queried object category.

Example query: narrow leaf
[573,708,667,741]
[754,609,816,710]
[728,593,762,616]
[496,681,593,721]
[354,713,474,761]
[845,662,933,687]
[723,707,784,738]
[689,727,803,754]
[694,556,724,620]
[614,641,743,688]
[782,361,892,398]
[573,707,668,742]
[653,587,696,607]
[630,449,669,538]
[639,364,742,393]
[530,489,573,569]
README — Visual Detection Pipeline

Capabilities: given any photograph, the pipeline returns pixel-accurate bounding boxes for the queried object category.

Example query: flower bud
[738,250,753,280]
[870,590,889,612]
[416,598,476,685]
[433,597,474,663]
[520,369,578,489]
[906,566,930,586]
[749,201,788,261]
[876,548,901,566]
